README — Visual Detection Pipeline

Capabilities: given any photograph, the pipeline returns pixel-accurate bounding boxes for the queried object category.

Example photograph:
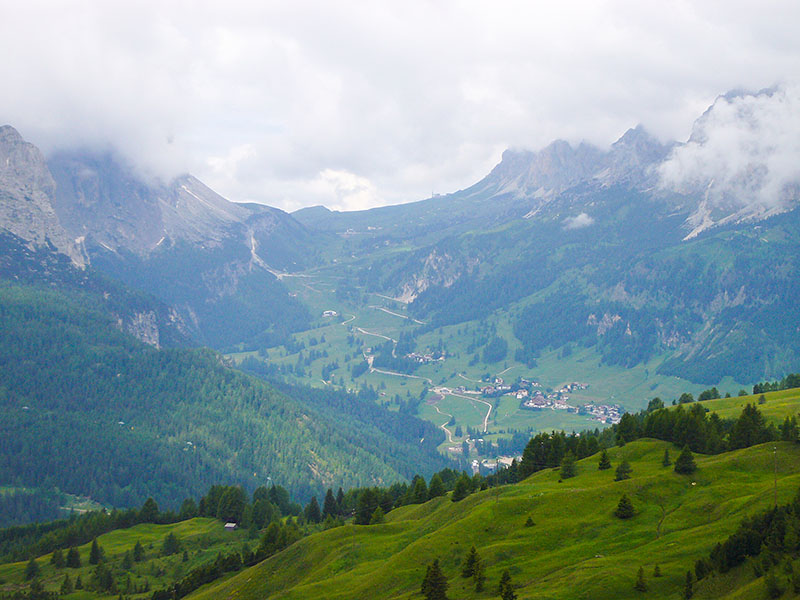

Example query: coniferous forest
[0,280,447,509]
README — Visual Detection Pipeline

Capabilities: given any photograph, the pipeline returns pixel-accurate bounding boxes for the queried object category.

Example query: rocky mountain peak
[486,139,605,200]
[599,125,672,185]
[0,125,56,196]
[0,126,84,266]
[659,84,800,238]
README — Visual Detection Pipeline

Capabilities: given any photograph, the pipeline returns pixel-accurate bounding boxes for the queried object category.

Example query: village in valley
[430,371,624,475]
[444,376,623,426]
[270,302,635,481]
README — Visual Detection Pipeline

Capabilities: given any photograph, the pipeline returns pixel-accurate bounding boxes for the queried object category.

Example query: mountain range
[1,86,799,514]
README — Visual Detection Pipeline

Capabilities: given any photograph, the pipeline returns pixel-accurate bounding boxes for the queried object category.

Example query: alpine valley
[1,87,800,600]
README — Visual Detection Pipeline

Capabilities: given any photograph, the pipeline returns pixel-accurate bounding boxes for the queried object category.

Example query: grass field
[697,387,800,424]
[0,518,251,599]
[185,440,800,600]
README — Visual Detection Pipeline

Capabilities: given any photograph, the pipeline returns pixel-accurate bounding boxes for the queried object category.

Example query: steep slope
[0,125,84,266]
[0,279,448,508]
[47,150,317,269]
[46,149,322,349]
[187,439,800,600]
[0,230,192,347]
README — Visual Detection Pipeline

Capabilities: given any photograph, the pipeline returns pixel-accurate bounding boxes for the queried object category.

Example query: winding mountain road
[431,404,454,443]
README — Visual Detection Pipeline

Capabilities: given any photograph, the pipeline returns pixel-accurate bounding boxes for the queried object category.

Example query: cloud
[563,213,595,229]
[659,83,800,210]
[309,169,383,212]
[2,1,800,210]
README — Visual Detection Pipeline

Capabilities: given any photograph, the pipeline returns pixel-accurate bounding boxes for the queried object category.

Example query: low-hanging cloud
[563,212,594,229]
[2,2,800,210]
[659,83,800,212]
[309,169,383,212]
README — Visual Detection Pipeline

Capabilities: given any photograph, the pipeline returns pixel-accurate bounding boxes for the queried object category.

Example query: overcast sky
[2,1,799,212]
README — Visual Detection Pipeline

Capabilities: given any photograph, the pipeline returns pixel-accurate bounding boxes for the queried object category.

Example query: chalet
[224,522,238,531]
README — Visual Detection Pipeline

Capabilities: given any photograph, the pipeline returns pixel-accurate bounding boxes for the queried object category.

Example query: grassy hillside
[185,439,800,600]
[0,518,250,598]
[698,387,800,423]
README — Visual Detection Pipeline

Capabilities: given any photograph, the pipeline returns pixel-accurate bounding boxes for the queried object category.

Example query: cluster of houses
[405,350,446,364]
[580,403,622,425]
[521,392,573,411]
[517,381,589,411]
[471,456,519,476]
[514,381,622,424]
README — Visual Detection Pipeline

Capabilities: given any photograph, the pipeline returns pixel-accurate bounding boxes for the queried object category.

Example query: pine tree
[615,459,633,481]
[653,564,662,577]
[765,570,784,599]
[634,566,648,591]
[89,537,102,564]
[421,564,432,597]
[473,557,485,592]
[461,546,478,578]
[60,574,73,594]
[51,547,65,568]
[683,571,693,599]
[498,570,517,600]
[369,507,385,524]
[428,473,445,498]
[133,540,145,562]
[525,516,535,527]
[355,489,378,524]
[75,575,83,590]
[421,558,448,600]
[560,451,577,478]
[304,496,322,523]
[93,562,115,592]
[598,449,612,470]
[179,498,198,519]
[217,487,246,523]
[674,445,697,475]
[139,497,160,523]
[694,558,709,580]
[322,488,337,518]
[25,557,40,580]
[161,532,181,556]
[336,488,345,516]
[614,494,635,519]
[451,473,471,502]
[662,448,672,467]
[121,550,133,570]
[785,516,800,552]
[412,476,429,504]
[781,415,799,442]
[66,546,81,568]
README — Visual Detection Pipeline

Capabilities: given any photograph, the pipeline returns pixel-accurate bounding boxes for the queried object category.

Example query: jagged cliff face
[471,125,669,197]
[393,248,479,303]
[0,126,84,266]
[0,128,315,350]
[47,150,303,263]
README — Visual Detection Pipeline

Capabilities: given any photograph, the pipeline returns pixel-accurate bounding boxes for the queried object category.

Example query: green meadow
[697,387,800,424]
[186,440,800,600]
[0,518,251,599]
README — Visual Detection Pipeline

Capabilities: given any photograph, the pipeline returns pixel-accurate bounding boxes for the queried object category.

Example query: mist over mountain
[1,85,800,386]
[660,84,800,238]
